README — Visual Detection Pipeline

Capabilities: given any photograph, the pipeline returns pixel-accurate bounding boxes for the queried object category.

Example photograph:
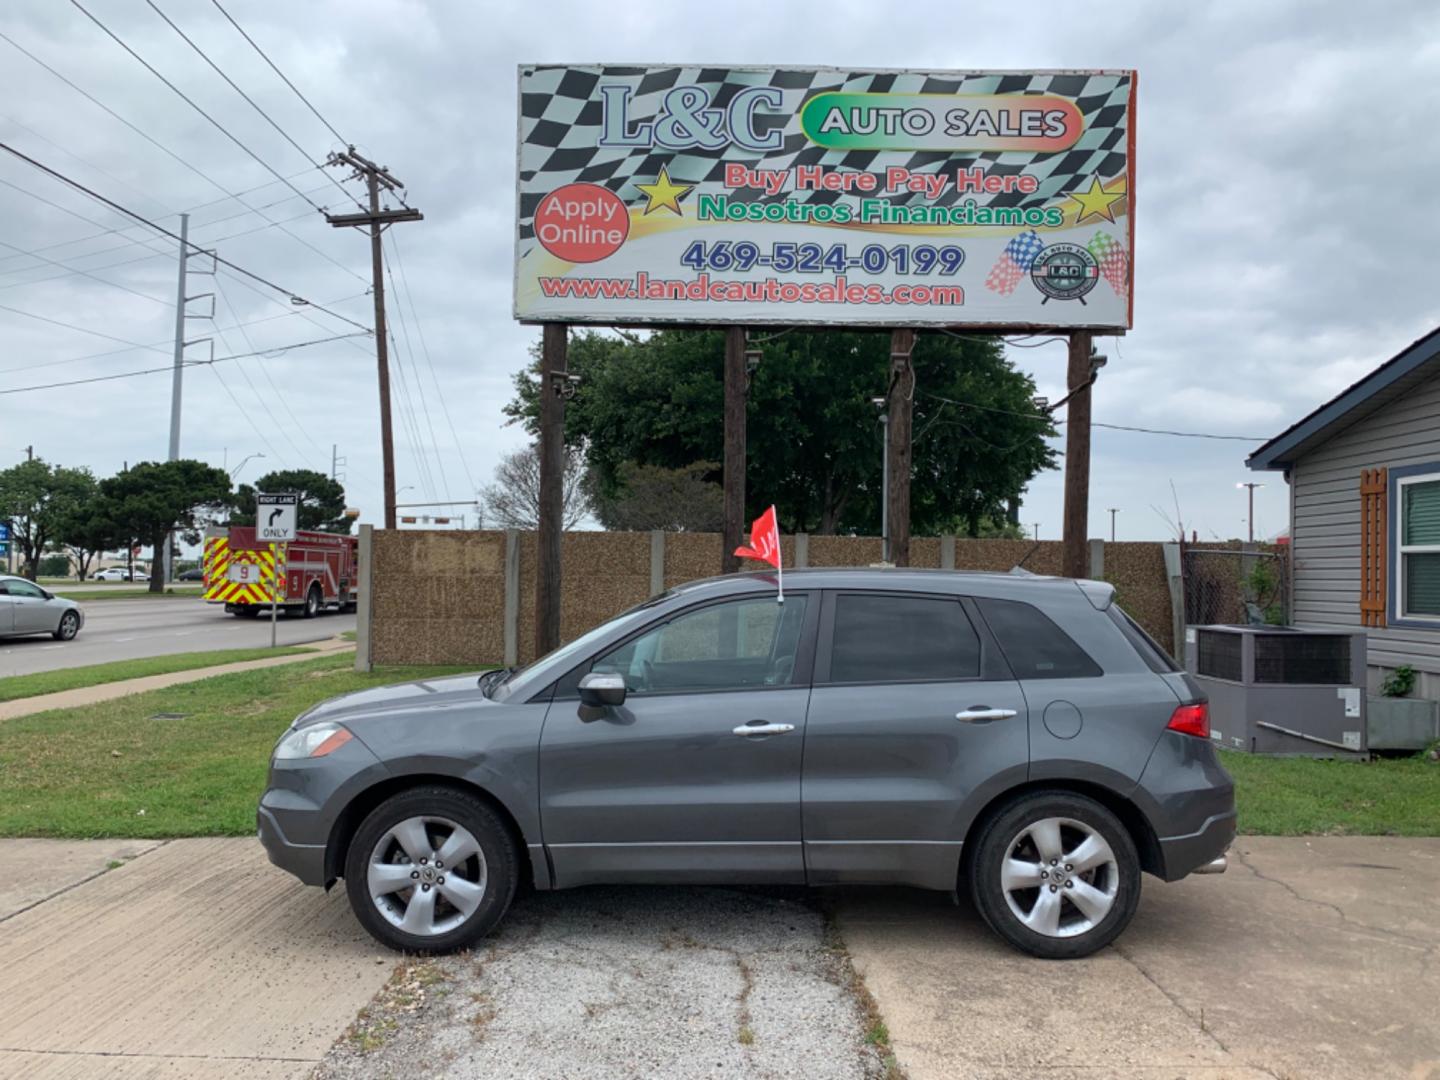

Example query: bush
[38,554,71,577]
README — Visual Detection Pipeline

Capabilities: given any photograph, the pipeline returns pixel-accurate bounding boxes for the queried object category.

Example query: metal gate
[1182,547,1289,627]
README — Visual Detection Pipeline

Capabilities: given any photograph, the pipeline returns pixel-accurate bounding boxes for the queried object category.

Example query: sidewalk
[0,637,355,721]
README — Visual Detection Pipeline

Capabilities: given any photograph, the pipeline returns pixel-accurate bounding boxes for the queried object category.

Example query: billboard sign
[515,66,1135,329]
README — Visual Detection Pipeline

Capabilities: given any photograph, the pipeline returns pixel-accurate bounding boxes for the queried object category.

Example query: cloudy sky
[3,0,1437,546]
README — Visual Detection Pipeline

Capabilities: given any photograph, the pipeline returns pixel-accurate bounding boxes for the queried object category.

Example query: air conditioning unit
[1183,625,1367,756]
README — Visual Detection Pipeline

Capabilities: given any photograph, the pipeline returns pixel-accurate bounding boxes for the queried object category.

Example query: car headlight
[273,722,353,760]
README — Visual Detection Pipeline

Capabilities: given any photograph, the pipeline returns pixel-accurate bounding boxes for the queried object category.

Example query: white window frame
[1395,471,1440,622]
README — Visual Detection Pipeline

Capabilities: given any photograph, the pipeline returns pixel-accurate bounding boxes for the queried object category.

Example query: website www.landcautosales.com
[537,271,965,307]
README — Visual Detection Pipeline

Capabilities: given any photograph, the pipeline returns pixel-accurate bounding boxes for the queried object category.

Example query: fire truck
[202,525,358,618]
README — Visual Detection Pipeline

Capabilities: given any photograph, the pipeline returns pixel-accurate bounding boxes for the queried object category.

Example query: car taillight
[1167,702,1210,738]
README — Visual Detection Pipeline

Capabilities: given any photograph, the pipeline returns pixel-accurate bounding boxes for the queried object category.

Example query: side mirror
[578,672,627,708]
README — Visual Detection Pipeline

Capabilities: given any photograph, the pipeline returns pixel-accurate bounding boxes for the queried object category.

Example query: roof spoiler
[1077,579,1116,610]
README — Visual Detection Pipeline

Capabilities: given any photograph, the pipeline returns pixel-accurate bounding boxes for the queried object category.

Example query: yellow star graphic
[1067,177,1127,224]
[635,166,693,216]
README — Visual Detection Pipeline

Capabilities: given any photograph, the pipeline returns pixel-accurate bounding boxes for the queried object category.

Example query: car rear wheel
[969,791,1140,960]
[344,786,517,953]
[53,611,80,641]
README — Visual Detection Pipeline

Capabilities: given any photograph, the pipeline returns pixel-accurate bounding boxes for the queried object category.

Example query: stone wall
[361,529,1180,668]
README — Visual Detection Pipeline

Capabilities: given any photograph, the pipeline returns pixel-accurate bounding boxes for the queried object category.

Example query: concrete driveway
[0,839,394,1079]
[837,836,1440,1080]
[1,836,1436,1079]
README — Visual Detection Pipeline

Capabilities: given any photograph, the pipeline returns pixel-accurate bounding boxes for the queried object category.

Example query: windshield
[490,591,675,701]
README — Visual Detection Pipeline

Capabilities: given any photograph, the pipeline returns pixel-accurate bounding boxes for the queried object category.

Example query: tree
[478,444,590,530]
[231,469,352,533]
[0,459,95,579]
[591,461,725,532]
[52,472,123,581]
[101,460,232,591]
[505,329,1057,536]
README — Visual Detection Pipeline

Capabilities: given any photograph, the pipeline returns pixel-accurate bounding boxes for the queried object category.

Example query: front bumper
[257,802,327,886]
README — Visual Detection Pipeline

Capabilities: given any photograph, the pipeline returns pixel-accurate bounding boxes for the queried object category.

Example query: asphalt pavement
[0,597,355,677]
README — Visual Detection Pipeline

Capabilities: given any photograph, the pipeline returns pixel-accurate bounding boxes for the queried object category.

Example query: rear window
[1106,606,1181,674]
[976,597,1102,680]
[829,594,981,683]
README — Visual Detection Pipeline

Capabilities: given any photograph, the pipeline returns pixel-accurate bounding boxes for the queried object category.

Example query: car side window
[592,595,809,694]
[6,580,44,599]
[828,593,981,683]
[976,597,1103,679]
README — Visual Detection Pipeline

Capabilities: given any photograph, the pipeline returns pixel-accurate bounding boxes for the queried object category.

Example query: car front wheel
[53,611,80,641]
[969,791,1140,960]
[344,786,517,953]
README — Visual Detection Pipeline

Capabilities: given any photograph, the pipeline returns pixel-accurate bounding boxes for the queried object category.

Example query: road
[0,597,355,677]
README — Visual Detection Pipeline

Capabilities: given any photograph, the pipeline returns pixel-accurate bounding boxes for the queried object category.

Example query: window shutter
[1360,467,1388,627]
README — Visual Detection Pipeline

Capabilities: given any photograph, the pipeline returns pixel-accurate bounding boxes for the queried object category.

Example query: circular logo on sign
[533,183,629,263]
[1030,243,1099,302]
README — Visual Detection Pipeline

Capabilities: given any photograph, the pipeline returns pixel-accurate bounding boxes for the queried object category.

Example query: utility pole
[886,329,916,566]
[331,444,346,484]
[535,323,568,655]
[1237,481,1264,542]
[326,147,423,530]
[1061,330,1094,579]
[876,405,890,561]
[24,445,33,461]
[1108,507,1120,542]
[721,327,747,574]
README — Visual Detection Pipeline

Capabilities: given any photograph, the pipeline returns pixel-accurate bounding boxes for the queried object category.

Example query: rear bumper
[1157,809,1236,881]
[257,803,327,886]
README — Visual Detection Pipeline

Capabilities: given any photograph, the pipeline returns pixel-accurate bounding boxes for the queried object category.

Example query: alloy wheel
[1001,816,1118,938]
[368,815,488,937]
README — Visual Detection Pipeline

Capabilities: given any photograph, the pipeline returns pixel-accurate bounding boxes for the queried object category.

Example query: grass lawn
[1224,749,1440,836]
[0,653,476,839]
[0,647,311,703]
[56,588,201,601]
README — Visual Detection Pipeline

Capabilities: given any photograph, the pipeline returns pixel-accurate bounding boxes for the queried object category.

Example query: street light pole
[1108,507,1120,542]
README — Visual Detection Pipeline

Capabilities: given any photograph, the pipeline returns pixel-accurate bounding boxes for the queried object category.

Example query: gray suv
[259,569,1234,959]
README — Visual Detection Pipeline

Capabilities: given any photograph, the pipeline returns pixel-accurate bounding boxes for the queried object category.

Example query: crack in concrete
[1234,849,1439,955]
[0,1046,318,1063]
[1110,941,1239,1061]
[0,840,168,926]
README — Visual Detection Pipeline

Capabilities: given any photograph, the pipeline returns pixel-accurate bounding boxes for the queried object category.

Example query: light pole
[872,397,889,562]
[1237,482,1264,543]
[1108,507,1120,542]
[229,452,264,481]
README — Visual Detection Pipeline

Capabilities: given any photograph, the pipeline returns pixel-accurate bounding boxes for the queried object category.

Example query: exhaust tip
[1193,854,1228,875]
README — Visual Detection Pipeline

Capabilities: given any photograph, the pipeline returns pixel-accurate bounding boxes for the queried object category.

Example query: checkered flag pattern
[517,66,1134,245]
[1087,231,1130,296]
[985,229,1045,295]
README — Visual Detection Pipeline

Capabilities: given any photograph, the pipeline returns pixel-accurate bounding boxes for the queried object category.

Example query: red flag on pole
[734,505,783,601]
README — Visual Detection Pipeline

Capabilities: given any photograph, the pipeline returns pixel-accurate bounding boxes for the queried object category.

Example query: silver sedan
[0,575,84,640]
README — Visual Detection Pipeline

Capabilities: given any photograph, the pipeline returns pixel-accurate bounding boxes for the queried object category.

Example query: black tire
[53,610,80,641]
[303,584,322,619]
[968,790,1140,960]
[344,786,518,954]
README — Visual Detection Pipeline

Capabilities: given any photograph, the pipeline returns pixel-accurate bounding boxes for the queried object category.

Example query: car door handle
[955,707,1019,723]
[732,721,796,737]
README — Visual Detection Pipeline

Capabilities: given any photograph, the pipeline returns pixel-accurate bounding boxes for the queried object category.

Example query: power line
[143,0,363,212]
[209,363,287,465]
[0,30,366,286]
[388,231,477,494]
[210,0,348,146]
[0,235,172,307]
[921,391,1268,441]
[0,332,368,395]
[0,301,170,352]
[0,141,371,333]
[382,239,449,501]
[69,0,325,214]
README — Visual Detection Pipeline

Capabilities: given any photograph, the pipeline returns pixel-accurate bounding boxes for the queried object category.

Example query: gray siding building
[1248,326,1440,700]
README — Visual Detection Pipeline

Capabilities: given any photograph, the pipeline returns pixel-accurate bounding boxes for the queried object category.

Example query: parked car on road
[0,575,84,641]
[94,567,147,582]
[259,569,1234,959]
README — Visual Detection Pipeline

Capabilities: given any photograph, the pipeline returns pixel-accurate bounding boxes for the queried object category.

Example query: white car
[94,568,147,581]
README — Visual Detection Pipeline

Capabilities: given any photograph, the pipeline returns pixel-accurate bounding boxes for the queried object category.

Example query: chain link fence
[1182,546,1289,627]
